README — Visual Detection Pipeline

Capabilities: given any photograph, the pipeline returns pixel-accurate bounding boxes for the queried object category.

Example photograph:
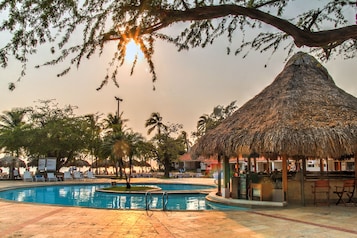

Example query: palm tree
[179,131,191,152]
[125,131,144,173]
[112,139,130,179]
[84,114,103,175]
[145,115,185,178]
[103,113,128,134]
[102,112,130,178]
[0,109,27,130]
[0,109,28,179]
[145,112,168,136]
[196,114,214,137]
[195,101,238,139]
[136,140,156,172]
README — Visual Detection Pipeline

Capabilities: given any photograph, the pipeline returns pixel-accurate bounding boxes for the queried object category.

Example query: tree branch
[140,5,357,49]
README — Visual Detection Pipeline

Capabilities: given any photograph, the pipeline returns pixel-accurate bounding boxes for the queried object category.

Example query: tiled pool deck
[1,178,357,237]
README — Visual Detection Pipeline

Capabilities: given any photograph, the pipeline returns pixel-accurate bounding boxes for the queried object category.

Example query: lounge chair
[73,171,83,179]
[63,171,73,181]
[0,172,8,179]
[47,172,58,182]
[23,171,33,182]
[13,169,21,179]
[196,172,203,178]
[86,171,96,179]
[34,174,45,182]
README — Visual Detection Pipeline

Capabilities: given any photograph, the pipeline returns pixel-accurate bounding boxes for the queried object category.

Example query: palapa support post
[320,158,324,175]
[253,157,257,173]
[355,156,357,181]
[282,155,288,202]
[223,155,230,198]
[216,155,222,196]
[299,157,307,206]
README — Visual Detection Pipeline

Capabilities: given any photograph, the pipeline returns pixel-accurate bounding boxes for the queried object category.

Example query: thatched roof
[65,159,91,167]
[192,52,357,159]
[0,156,26,167]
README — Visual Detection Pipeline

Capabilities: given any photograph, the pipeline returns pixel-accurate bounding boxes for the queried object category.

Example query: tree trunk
[119,158,124,178]
[125,172,131,189]
[164,156,170,178]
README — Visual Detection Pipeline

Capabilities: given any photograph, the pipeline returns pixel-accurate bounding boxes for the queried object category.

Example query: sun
[125,39,144,62]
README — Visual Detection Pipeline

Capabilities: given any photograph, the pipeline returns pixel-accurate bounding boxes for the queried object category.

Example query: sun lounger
[63,171,73,181]
[0,172,8,179]
[34,174,45,182]
[86,171,96,179]
[73,171,83,179]
[196,172,203,178]
[13,169,21,179]
[23,171,33,182]
[47,172,57,182]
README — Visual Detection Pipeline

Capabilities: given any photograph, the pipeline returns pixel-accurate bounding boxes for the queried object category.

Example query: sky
[1,3,357,141]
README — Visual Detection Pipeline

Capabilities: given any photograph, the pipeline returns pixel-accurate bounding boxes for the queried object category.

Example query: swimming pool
[0,183,246,211]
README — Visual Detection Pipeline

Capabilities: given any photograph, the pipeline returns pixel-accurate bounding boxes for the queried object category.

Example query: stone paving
[1,178,357,237]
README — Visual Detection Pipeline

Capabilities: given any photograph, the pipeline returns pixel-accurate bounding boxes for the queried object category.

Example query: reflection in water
[0,184,244,211]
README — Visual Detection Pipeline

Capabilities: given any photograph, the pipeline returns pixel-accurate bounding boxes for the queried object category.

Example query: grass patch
[103,186,155,192]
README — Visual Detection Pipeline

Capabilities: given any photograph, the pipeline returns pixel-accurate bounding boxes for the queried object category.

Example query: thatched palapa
[193,52,357,160]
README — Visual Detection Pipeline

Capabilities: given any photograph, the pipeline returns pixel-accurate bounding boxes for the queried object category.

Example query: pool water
[0,183,246,211]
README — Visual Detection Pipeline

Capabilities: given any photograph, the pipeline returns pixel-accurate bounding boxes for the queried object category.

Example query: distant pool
[0,183,246,211]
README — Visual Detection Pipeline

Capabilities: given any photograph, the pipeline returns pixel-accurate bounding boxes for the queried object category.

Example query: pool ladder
[162,192,168,211]
[145,192,168,211]
[145,192,152,211]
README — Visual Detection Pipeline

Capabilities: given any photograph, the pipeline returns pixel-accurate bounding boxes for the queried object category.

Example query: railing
[145,192,169,211]
[145,192,152,211]
[162,192,168,211]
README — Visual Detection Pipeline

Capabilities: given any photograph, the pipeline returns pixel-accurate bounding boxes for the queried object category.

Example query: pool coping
[206,191,288,208]
[0,179,287,208]
[0,180,220,210]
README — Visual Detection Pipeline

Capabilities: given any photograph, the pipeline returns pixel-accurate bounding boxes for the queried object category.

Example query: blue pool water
[0,183,246,211]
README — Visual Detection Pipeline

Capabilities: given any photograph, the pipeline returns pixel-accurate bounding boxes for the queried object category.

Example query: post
[216,155,222,196]
[115,96,123,118]
[223,155,230,198]
[282,155,288,202]
[301,157,307,206]
[355,157,357,182]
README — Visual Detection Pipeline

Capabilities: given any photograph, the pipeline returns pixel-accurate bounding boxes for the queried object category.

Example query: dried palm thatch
[0,156,26,167]
[91,159,115,168]
[192,52,357,159]
[65,159,91,167]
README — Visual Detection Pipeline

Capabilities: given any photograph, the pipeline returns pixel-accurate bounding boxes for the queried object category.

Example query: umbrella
[91,159,115,168]
[0,156,26,168]
[192,52,357,159]
[65,159,91,167]
[124,159,151,167]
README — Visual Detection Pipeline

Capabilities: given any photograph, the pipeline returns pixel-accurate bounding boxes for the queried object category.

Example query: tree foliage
[25,100,92,170]
[1,0,356,90]
[101,113,129,177]
[194,100,237,139]
[0,108,29,156]
[0,108,29,178]
[146,112,185,177]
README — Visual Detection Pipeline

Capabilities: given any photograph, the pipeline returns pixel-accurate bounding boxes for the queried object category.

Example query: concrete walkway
[1,178,357,237]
